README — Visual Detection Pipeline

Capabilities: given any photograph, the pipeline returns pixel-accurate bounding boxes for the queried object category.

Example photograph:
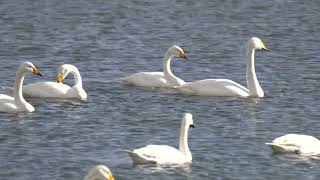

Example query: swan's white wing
[23,82,71,98]
[0,95,17,112]
[0,94,14,101]
[128,145,188,164]
[123,72,167,87]
[176,79,249,97]
[267,134,320,154]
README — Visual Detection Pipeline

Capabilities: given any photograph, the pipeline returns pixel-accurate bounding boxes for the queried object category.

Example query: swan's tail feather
[266,143,299,154]
[126,150,156,164]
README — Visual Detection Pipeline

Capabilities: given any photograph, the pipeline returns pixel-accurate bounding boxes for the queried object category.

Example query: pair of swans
[127,113,194,164]
[23,64,87,101]
[0,62,86,113]
[124,37,270,97]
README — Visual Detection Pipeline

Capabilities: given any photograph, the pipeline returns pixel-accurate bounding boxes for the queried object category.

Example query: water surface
[0,0,320,179]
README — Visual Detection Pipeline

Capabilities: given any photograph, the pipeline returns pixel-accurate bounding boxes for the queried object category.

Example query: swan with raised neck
[127,113,195,164]
[123,45,188,88]
[0,61,42,113]
[176,37,269,97]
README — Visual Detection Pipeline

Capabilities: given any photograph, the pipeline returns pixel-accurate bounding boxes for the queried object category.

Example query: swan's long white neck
[14,70,27,105]
[179,122,192,160]
[163,52,179,85]
[246,48,264,97]
[69,66,82,87]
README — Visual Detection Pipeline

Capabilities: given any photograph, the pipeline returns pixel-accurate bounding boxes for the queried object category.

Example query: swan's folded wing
[177,79,249,96]
[0,95,17,112]
[23,82,71,98]
[123,72,167,87]
[131,145,184,164]
[266,142,300,153]
[272,134,320,146]
[0,94,14,101]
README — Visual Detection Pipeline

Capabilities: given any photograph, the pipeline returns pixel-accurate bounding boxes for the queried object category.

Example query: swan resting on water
[84,165,114,180]
[176,37,269,97]
[23,64,87,101]
[123,45,188,88]
[266,134,320,155]
[127,113,194,164]
[0,61,42,113]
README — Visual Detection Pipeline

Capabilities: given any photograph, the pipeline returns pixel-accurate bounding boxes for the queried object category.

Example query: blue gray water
[0,0,320,179]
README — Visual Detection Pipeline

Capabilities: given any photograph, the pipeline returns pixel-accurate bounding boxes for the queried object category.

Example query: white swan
[123,45,188,88]
[84,165,114,180]
[23,64,87,101]
[266,134,320,155]
[127,113,194,164]
[176,37,269,97]
[0,62,42,113]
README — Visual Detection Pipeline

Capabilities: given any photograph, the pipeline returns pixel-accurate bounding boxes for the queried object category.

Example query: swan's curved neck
[163,53,178,84]
[69,66,82,87]
[179,123,191,160]
[246,48,264,97]
[14,70,27,105]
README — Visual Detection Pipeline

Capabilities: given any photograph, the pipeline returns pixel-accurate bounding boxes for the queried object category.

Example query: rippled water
[0,0,320,179]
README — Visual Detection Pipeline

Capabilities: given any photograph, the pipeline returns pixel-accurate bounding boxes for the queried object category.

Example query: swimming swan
[127,113,194,164]
[0,62,42,113]
[176,37,269,97]
[23,64,87,101]
[84,165,114,180]
[123,45,188,88]
[266,134,320,155]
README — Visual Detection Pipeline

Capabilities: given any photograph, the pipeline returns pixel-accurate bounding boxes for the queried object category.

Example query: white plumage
[123,45,188,88]
[266,134,320,155]
[84,165,114,180]
[0,62,42,113]
[127,113,194,165]
[176,37,269,97]
[23,64,87,101]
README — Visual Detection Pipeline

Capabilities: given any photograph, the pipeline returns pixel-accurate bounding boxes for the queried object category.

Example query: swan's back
[123,72,167,87]
[23,82,70,98]
[176,79,249,97]
[273,134,320,146]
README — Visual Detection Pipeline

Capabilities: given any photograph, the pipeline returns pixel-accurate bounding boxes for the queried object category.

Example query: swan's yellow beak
[57,73,64,83]
[109,174,114,180]
[260,41,270,51]
[179,50,188,60]
[32,67,42,76]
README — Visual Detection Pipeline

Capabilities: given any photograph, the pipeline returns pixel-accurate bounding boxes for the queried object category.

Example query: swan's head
[20,61,42,76]
[57,64,74,83]
[182,113,195,128]
[167,45,188,59]
[84,165,114,180]
[248,37,269,51]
